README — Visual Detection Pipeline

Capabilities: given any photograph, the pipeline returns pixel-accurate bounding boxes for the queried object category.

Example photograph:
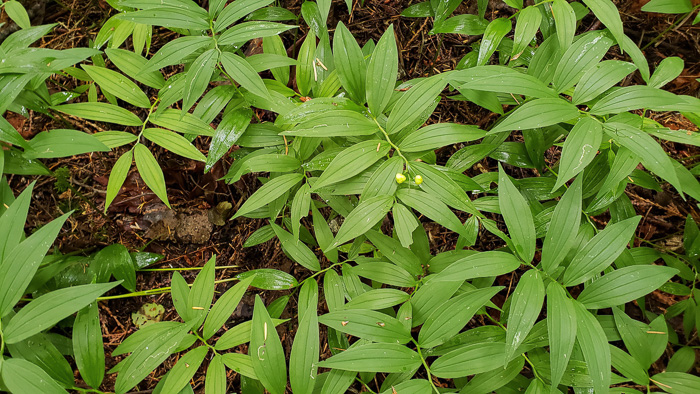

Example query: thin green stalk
[97,277,238,300]
[411,339,440,394]
[371,117,409,170]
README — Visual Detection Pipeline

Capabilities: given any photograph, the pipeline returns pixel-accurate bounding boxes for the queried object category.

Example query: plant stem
[97,277,238,300]
[412,339,440,394]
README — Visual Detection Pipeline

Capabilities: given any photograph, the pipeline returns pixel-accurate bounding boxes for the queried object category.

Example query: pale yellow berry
[414,175,423,185]
[395,173,407,184]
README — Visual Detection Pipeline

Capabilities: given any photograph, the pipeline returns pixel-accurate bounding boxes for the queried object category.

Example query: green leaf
[573,300,611,394]
[290,298,319,394]
[205,355,226,394]
[498,165,536,262]
[311,140,390,191]
[572,60,638,104]
[451,65,557,98]
[105,151,133,211]
[490,98,579,134]
[649,56,684,88]
[251,295,287,394]
[220,353,257,379]
[552,0,577,51]
[433,251,521,282]
[82,65,151,108]
[333,22,366,103]
[610,345,649,385]
[541,176,582,273]
[142,36,213,73]
[236,269,297,291]
[118,7,209,30]
[592,86,700,114]
[399,123,485,152]
[431,342,506,378]
[96,243,136,292]
[94,130,138,148]
[512,6,542,59]
[0,181,32,259]
[553,117,603,190]
[220,51,271,99]
[134,143,170,207]
[477,18,511,66]
[150,109,215,136]
[217,21,296,46]
[143,128,205,162]
[73,303,105,389]
[392,203,420,248]
[183,49,218,113]
[296,31,316,96]
[319,309,411,343]
[114,322,190,394]
[365,230,422,277]
[1,358,67,394]
[546,284,577,390]
[207,107,252,171]
[290,183,311,238]
[353,259,417,287]
[412,162,479,215]
[282,110,379,137]
[419,286,501,348]
[367,24,398,115]
[106,48,166,88]
[651,372,700,394]
[27,129,110,159]
[214,318,287,351]
[344,289,410,310]
[387,75,446,134]
[4,282,119,344]
[233,174,303,219]
[52,102,142,126]
[4,1,31,29]
[563,216,640,286]
[581,0,625,47]
[642,0,694,13]
[397,188,467,236]
[361,156,403,199]
[271,223,321,271]
[330,195,393,249]
[6,333,74,387]
[214,0,276,31]
[432,14,489,35]
[603,122,683,194]
[553,32,613,93]
[161,346,209,393]
[667,347,696,373]
[318,343,421,373]
[505,270,544,362]
[577,265,678,309]
[186,256,216,329]
[0,212,71,316]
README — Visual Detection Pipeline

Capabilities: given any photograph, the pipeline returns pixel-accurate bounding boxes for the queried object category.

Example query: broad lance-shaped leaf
[104,153,131,208]
[134,143,170,208]
[398,123,485,152]
[114,322,190,394]
[82,65,150,108]
[206,107,252,171]
[412,161,479,215]
[552,32,613,94]
[319,309,411,344]
[396,188,467,237]
[541,176,582,274]
[310,140,390,191]
[1,358,67,394]
[562,215,640,286]
[553,117,603,191]
[592,86,700,114]
[577,265,678,309]
[366,24,398,116]
[296,31,316,96]
[233,173,304,219]
[512,6,541,60]
[418,286,502,349]
[582,0,625,50]
[546,284,577,391]
[183,48,218,114]
[75,305,109,387]
[333,22,366,103]
[573,300,611,394]
[290,301,319,393]
[477,18,511,66]
[433,251,521,282]
[220,51,270,100]
[251,295,287,394]
[329,195,393,249]
[160,346,208,393]
[4,282,120,344]
[450,65,556,99]
[203,274,256,340]
[143,36,213,73]
[498,164,536,262]
[52,102,143,126]
[431,342,506,378]
[186,256,216,329]
[318,343,421,373]
[552,0,576,52]
[572,60,638,105]
[143,128,206,162]
[272,223,321,272]
[505,270,544,362]
[490,98,579,134]
[281,110,380,137]
[0,212,71,316]
[604,123,683,196]
[387,75,446,134]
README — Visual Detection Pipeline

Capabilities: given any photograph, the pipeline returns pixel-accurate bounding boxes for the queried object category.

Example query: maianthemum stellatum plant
[1,0,700,393]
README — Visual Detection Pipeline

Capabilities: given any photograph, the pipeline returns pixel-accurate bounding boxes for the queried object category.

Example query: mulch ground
[5,0,700,392]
